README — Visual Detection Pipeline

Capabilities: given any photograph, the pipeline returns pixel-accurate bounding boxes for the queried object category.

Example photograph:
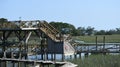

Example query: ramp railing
[38,21,63,42]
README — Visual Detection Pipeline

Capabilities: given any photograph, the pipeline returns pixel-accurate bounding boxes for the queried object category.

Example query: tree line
[50,22,120,36]
[0,18,18,28]
[0,18,120,36]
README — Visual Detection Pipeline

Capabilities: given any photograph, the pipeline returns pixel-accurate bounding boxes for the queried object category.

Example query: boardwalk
[0,20,76,67]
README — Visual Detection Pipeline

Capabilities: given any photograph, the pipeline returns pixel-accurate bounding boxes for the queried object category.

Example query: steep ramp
[64,41,76,55]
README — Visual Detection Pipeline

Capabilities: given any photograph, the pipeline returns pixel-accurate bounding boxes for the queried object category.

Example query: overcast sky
[0,0,120,30]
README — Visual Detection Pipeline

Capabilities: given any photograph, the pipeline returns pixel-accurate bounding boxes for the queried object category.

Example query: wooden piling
[85,52,88,58]
[103,36,105,50]
[96,36,98,51]
[103,36,106,55]
[51,53,53,61]
[70,55,72,59]
[79,52,81,59]
[74,54,77,59]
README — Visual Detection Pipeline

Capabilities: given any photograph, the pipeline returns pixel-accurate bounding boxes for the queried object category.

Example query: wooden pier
[0,58,66,67]
[0,20,76,67]
[73,36,120,58]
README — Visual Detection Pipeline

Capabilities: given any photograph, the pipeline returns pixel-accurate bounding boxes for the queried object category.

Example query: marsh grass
[73,35,120,43]
[68,54,120,67]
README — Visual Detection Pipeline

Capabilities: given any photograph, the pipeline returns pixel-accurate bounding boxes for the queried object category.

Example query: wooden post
[18,62,20,67]
[74,53,77,59]
[70,55,72,59]
[12,61,15,67]
[51,53,53,61]
[103,36,106,55]
[119,45,120,52]
[62,53,64,61]
[19,44,22,59]
[79,52,81,59]
[33,62,36,67]
[96,36,98,51]
[88,45,89,52]
[85,52,88,58]
[54,53,56,61]
[48,64,49,67]
[103,36,105,50]
[41,43,44,60]
[53,42,56,61]
[46,53,48,60]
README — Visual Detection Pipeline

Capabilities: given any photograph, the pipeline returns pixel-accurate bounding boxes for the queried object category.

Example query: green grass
[73,34,120,43]
[68,55,120,67]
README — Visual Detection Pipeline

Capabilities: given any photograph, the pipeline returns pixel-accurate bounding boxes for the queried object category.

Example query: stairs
[38,21,63,42]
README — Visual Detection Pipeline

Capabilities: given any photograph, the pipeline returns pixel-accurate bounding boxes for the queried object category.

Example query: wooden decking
[0,58,66,66]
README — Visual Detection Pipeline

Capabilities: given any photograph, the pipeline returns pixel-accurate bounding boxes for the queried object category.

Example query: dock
[0,20,76,67]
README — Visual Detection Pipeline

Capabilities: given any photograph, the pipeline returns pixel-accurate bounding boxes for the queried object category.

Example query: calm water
[1,44,120,67]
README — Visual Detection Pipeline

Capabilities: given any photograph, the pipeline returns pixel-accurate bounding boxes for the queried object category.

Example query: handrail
[38,22,63,42]
[1,20,63,42]
[39,23,56,39]
[42,22,58,36]
[43,21,60,34]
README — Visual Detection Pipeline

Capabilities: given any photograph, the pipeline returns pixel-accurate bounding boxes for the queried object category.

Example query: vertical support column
[88,45,89,52]
[34,30,42,61]
[53,42,56,61]
[62,53,64,61]
[96,36,98,51]
[103,36,105,50]
[44,38,48,61]
[119,44,120,52]
[46,53,48,60]
[18,62,20,67]
[51,53,53,61]
[103,36,106,55]
[15,31,31,60]
[79,52,81,59]
[33,61,36,67]
[24,31,28,60]
[25,31,32,60]
[19,43,22,59]
[41,33,45,60]
[12,61,15,67]
[74,53,77,59]
[85,52,88,58]
[53,53,56,61]
[14,31,22,59]
[41,39,44,60]
[3,31,6,58]
[0,30,13,67]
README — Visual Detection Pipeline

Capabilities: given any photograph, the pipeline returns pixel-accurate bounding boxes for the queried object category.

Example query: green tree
[0,18,18,28]
[0,18,8,23]
[95,30,106,35]
[77,27,86,36]
[86,26,95,36]
[49,22,76,35]
[116,28,120,34]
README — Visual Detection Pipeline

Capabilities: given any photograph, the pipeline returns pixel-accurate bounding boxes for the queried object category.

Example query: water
[0,44,119,67]
[75,44,120,51]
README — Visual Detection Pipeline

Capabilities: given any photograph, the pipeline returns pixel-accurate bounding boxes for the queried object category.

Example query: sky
[0,0,120,30]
